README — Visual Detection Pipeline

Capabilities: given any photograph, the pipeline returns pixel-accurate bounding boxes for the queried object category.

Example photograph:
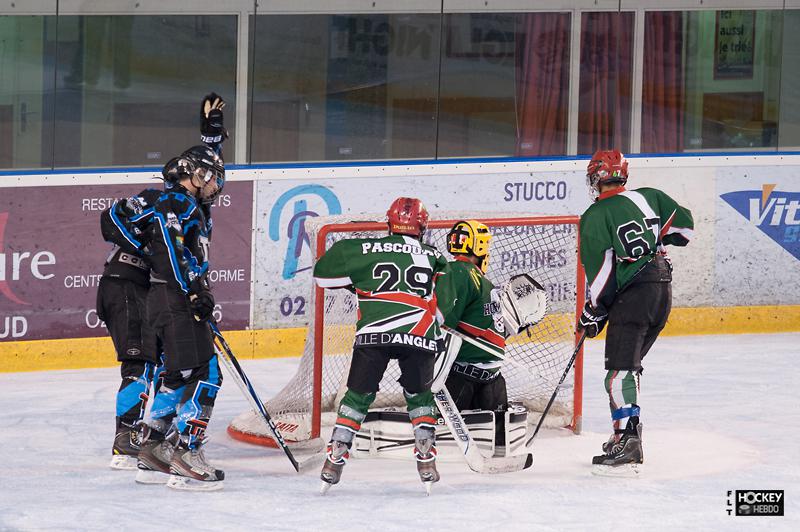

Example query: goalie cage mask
[447,220,492,273]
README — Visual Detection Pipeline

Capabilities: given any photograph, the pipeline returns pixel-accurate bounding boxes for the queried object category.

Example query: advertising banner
[0,181,252,341]
[717,167,800,306]
[252,170,586,328]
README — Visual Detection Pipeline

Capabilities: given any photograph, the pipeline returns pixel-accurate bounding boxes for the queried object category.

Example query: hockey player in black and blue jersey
[99,187,163,471]
[98,93,227,487]
[134,143,226,492]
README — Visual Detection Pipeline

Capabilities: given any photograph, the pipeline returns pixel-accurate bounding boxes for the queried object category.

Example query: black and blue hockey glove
[200,92,228,145]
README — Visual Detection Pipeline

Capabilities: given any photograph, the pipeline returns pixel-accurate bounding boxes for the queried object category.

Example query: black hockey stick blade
[526,330,587,447]
[208,321,303,473]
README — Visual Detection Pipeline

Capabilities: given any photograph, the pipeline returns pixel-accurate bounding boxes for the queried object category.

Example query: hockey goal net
[228,214,585,447]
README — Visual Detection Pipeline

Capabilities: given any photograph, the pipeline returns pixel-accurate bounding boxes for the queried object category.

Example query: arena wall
[1,154,798,371]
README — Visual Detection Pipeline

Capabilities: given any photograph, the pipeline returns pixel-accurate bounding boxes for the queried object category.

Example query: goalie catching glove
[200,92,228,145]
[500,273,548,336]
[578,301,607,338]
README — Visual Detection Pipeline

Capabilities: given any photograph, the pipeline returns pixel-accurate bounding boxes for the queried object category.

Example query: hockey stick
[444,326,507,360]
[433,385,533,474]
[209,321,323,473]
[526,330,587,446]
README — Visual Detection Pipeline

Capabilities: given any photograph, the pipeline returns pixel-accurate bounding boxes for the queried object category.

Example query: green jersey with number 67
[580,187,693,310]
[313,234,449,353]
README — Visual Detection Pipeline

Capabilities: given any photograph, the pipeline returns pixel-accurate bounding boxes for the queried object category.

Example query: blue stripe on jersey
[185,248,208,278]
[109,200,141,249]
[154,211,189,293]
[129,208,154,223]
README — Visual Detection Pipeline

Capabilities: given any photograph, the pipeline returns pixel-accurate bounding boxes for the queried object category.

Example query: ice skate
[592,423,643,478]
[110,424,141,470]
[167,440,224,492]
[135,427,177,485]
[414,430,439,495]
[319,441,350,495]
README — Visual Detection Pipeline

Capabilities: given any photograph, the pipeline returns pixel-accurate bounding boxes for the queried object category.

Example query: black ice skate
[135,427,177,485]
[167,440,225,492]
[110,421,142,470]
[592,423,643,478]
[319,441,350,495]
[414,434,439,495]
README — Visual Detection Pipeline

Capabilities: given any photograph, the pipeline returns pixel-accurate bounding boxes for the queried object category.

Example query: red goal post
[228,214,585,447]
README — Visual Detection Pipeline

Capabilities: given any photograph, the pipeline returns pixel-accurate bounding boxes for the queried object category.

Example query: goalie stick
[433,385,533,474]
[209,322,324,473]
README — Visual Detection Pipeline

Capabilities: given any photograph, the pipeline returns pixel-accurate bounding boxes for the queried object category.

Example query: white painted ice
[1,333,797,531]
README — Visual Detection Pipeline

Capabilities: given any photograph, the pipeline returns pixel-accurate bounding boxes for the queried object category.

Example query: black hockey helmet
[162,145,225,204]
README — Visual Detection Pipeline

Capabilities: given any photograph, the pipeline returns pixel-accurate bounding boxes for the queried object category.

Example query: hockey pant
[603,272,670,437]
[445,369,509,445]
[148,354,223,448]
[96,277,157,363]
[146,283,215,372]
[332,345,436,444]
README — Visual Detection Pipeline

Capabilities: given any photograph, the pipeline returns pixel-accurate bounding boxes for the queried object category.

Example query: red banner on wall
[0,181,252,341]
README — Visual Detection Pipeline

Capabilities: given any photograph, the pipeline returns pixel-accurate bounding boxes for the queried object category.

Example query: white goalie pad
[430,331,462,392]
[500,273,548,336]
[353,408,495,461]
[502,403,529,457]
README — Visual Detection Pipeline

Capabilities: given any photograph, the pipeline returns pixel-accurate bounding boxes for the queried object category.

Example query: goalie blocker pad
[353,406,529,461]
[500,273,548,336]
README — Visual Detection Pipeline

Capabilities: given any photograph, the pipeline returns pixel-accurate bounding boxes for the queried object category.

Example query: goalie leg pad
[353,408,496,459]
[502,402,529,457]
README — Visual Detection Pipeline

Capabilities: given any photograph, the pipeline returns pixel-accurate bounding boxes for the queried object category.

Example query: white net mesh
[229,213,583,443]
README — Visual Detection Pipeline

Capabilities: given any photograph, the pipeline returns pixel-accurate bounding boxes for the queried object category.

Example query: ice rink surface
[1,333,798,531]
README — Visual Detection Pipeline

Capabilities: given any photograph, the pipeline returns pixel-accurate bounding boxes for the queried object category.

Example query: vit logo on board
[720,185,800,261]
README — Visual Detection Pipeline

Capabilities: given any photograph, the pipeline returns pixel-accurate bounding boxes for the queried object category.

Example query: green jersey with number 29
[313,234,449,353]
[579,187,694,310]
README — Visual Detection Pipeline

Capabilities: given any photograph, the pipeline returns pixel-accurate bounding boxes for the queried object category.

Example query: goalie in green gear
[313,197,448,492]
[435,220,538,455]
[579,149,693,476]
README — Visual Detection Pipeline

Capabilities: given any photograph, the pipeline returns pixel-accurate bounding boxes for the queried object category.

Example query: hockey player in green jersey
[578,149,693,476]
[434,220,544,455]
[435,220,510,445]
[313,197,449,493]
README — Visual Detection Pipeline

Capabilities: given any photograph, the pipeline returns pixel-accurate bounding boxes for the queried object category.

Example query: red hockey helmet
[586,149,628,199]
[386,197,429,238]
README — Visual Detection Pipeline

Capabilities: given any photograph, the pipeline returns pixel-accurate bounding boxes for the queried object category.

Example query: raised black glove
[578,301,608,338]
[200,92,228,144]
[188,276,215,322]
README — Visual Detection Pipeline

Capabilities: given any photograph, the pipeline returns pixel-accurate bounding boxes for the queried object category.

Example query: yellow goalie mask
[447,220,492,273]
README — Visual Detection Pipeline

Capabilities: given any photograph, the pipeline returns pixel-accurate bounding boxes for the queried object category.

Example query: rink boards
[1,153,799,370]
